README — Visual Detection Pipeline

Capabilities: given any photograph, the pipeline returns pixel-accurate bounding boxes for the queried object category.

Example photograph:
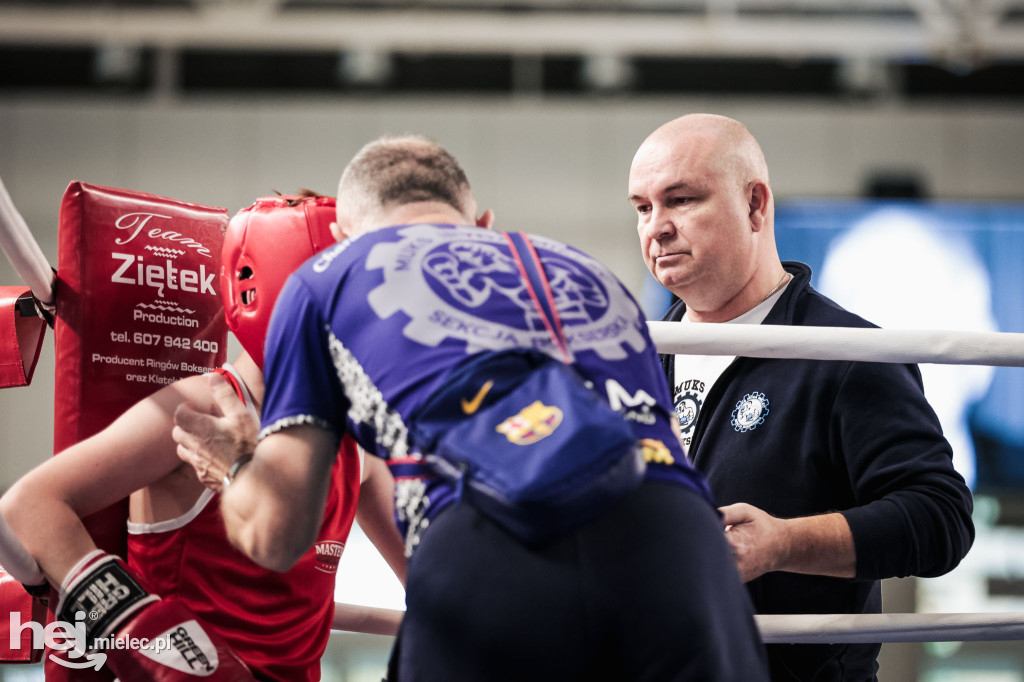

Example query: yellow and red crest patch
[495,401,563,445]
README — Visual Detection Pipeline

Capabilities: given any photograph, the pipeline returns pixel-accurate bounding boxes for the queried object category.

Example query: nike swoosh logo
[461,380,494,415]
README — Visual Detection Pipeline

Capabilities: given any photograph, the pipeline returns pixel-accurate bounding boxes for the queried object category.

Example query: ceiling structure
[1,0,1022,96]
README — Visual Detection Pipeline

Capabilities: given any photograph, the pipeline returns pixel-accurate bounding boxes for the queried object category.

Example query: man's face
[627,131,754,301]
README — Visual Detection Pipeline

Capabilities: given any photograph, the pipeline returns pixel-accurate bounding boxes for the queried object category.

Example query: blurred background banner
[777,199,1024,493]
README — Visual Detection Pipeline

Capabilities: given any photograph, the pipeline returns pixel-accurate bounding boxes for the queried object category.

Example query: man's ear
[747,181,771,232]
[330,219,355,241]
[475,209,495,229]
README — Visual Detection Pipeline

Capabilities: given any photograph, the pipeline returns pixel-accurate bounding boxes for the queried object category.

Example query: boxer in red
[0,194,405,681]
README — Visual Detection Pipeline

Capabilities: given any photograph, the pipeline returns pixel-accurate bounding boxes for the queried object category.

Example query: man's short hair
[339,136,472,216]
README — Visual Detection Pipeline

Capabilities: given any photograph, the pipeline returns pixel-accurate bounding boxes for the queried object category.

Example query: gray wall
[2,94,1024,486]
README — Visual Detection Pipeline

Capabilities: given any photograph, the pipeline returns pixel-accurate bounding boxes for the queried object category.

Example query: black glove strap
[57,557,150,648]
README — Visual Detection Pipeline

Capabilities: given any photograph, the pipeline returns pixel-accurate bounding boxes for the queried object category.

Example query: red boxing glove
[103,597,255,681]
[56,551,254,681]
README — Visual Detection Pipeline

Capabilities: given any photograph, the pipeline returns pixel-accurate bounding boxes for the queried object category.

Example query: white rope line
[756,612,1024,643]
[648,321,1024,368]
[0,175,55,305]
[329,606,1024,643]
[332,603,405,637]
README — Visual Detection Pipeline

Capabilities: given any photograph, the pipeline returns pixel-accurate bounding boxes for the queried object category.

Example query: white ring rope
[332,603,405,637]
[329,607,1024,643]
[648,321,1024,368]
[0,175,55,305]
[755,612,1024,644]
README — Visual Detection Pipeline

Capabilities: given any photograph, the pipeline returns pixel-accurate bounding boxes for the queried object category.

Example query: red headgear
[221,195,337,368]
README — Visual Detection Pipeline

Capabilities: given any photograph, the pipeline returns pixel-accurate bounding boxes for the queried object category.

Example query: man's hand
[720,503,856,582]
[173,373,258,493]
[720,502,791,582]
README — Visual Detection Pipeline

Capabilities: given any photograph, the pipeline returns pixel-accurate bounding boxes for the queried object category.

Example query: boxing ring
[4,177,1024,650]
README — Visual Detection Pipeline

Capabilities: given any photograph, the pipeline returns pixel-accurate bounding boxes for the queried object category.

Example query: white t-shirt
[672,280,791,455]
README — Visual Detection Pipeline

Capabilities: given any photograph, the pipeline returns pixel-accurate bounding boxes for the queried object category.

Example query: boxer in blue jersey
[174,136,768,681]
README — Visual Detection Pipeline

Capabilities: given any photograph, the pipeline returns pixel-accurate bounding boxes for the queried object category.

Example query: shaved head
[627,113,783,321]
[634,114,769,193]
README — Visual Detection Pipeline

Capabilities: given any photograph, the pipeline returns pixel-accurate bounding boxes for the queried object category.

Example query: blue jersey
[260,224,713,553]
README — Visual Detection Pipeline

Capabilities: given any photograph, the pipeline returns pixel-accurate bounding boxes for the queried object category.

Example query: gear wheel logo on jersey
[731,392,769,432]
[364,225,647,359]
[674,390,701,434]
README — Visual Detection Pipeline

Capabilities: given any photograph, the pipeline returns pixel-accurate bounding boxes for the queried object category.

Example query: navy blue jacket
[660,262,974,681]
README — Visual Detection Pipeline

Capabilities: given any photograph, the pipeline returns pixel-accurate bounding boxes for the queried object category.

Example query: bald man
[628,114,974,681]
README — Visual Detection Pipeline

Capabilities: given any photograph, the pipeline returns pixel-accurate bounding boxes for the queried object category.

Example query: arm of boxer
[0,512,45,586]
[0,377,206,585]
[720,503,855,583]
[220,426,336,572]
[355,455,407,585]
[173,372,259,493]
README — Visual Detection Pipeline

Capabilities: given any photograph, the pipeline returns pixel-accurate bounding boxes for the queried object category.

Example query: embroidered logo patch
[314,540,345,574]
[496,401,563,445]
[731,392,769,432]
[640,438,675,466]
[674,390,701,434]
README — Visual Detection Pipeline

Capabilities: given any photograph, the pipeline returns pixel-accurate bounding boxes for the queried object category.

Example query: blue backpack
[409,232,646,544]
